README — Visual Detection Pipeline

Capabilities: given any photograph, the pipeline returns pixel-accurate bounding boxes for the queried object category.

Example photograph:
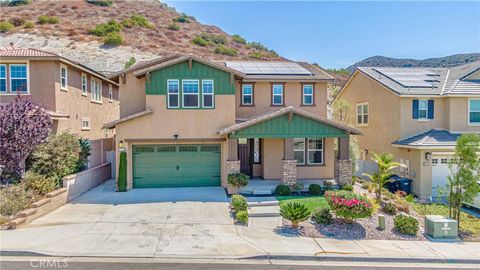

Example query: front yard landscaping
[276,196,328,212]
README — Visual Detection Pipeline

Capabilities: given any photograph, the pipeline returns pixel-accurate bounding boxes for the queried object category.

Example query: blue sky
[164,1,480,68]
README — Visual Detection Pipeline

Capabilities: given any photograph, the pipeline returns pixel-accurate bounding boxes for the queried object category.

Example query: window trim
[108,84,113,102]
[241,83,254,106]
[201,79,214,108]
[0,64,6,93]
[356,102,369,127]
[81,73,88,96]
[167,79,180,108]
[9,63,29,94]
[307,138,324,165]
[417,99,429,120]
[301,83,315,106]
[60,64,68,91]
[271,82,285,106]
[81,118,91,131]
[182,79,200,109]
[293,138,306,165]
[468,98,480,126]
[90,78,102,104]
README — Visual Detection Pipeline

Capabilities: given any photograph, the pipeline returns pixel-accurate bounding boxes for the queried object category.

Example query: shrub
[37,15,59,25]
[168,22,180,31]
[341,184,353,191]
[0,21,14,33]
[249,42,268,51]
[3,0,31,6]
[192,36,208,47]
[352,177,357,185]
[394,214,419,235]
[308,184,322,195]
[383,202,397,215]
[236,210,248,224]
[203,33,226,45]
[312,208,332,225]
[361,181,370,190]
[325,190,373,223]
[231,194,247,212]
[290,182,304,193]
[248,51,263,59]
[405,194,414,203]
[280,202,311,228]
[214,45,238,56]
[122,15,154,29]
[118,151,127,192]
[104,32,123,45]
[173,13,194,23]
[8,17,25,27]
[89,20,122,37]
[0,184,37,217]
[86,0,113,6]
[23,21,34,28]
[124,57,136,68]
[275,184,291,196]
[232,34,246,45]
[24,171,57,195]
[324,180,333,191]
[227,173,249,188]
[76,138,91,172]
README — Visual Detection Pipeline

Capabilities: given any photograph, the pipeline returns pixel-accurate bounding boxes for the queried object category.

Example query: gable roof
[0,47,58,57]
[442,61,480,96]
[392,129,460,149]
[102,109,153,129]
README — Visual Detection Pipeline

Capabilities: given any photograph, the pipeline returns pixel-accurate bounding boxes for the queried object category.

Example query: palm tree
[363,152,405,202]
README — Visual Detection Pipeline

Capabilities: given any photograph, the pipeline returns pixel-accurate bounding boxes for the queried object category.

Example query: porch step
[247,201,279,207]
[248,205,280,217]
[253,189,274,196]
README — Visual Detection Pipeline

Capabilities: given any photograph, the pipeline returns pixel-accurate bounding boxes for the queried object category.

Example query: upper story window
[0,64,6,93]
[91,78,102,103]
[81,73,87,96]
[356,102,369,126]
[469,99,480,125]
[202,80,214,108]
[413,99,434,120]
[272,84,284,105]
[10,64,28,93]
[60,65,68,90]
[108,84,113,102]
[182,80,199,108]
[81,118,90,131]
[167,80,179,108]
[241,84,253,105]
[302,84,314,105]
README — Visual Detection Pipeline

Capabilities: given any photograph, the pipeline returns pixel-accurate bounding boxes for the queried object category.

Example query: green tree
[124,57,136,68]
[363,152,405,202]
[445,134,480,225]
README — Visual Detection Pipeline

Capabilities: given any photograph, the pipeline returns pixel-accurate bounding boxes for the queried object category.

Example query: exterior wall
[446,97,480,133]
[399,97,446,138]
[119,73,146,118]
[235,81,328,119]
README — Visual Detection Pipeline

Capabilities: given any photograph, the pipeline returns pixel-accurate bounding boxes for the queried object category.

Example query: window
[272,84,284,105]
[418,100,428,119]
[81,118,90,130]
[253,138,261,163]
[356,103,369,125]
[469,99,480,125]
[293,138,306,165]
[91,78,102,102]
[413,99,434,120]
[108,84,113,102]
[302,84,314,105]
[241,84,253,105]
[308,138,324,164]
[10,64,28,93]
[60,65,68,90]
[0,64,5,93]
[294,138,324,165]
[81,74,87,96]
[202,80,214,108]
[182,80,199,108]
[432,158,438,165]
[167,80,179,108]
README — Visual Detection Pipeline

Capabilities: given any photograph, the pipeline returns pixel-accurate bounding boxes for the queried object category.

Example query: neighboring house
[0,46,120,168]
[105,54,360,190]
[334,61,480,198]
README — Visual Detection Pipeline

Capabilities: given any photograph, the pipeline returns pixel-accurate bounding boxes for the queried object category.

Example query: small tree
[363,152,405,202]
[0,95,51,181]
[333,99,360,173]
[444,134,480,226]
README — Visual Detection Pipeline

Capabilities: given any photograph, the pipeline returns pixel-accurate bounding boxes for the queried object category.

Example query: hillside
[0,0,282,73]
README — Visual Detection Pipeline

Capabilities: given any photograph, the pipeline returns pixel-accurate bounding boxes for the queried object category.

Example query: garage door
[431,156,454,197]
[132,144,221,188]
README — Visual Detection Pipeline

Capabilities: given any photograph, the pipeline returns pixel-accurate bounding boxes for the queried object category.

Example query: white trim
[108,84,113,102]
[9,63,29,94]
[0,64,6,93]
[356,102,369,127]
[202,79,214,108]
[307,138,324,165]
[181,79,200,108]
[392,144,456,150]
[293,138,306,165]
[241,84,253,105]
[60,64,68,91]
[417,99,429,120]
[302,84,314,105]
[81,73,87,96]
[81,118,90,131]
[272,84,283,105]
[167,79,180,108]
[90,78,102,103]
[468,98,480,126]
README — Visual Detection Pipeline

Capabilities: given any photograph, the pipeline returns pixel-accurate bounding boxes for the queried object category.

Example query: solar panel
[225,61,312,75]
[374,68,439,88]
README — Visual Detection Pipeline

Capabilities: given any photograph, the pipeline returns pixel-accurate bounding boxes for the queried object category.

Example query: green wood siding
[229,114,348,138]
[145,60,235,95]
[132,144,221,188]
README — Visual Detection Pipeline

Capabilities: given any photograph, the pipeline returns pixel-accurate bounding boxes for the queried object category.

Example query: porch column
[226,139,240,175]
[335,136,352,185]
[282,138,297,185]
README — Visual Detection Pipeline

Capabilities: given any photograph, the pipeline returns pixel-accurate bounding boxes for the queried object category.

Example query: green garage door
[132,144,221,188]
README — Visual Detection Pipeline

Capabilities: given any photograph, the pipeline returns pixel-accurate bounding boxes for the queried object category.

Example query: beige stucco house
[334,61,480,198]
[0,47,120,167]
[105,54,360,190]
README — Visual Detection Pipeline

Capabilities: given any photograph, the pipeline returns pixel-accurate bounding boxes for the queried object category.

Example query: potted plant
[227,173,249,194]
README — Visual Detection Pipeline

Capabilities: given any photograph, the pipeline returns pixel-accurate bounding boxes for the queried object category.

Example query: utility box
[424,215,458,240]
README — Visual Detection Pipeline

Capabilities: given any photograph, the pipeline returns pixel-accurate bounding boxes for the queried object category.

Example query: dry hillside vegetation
[0,0,282,61]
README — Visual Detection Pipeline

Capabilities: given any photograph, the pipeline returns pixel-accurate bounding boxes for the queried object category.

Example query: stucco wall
[446,97,480,133]
[119,73,146,118]
[399,97,446,138]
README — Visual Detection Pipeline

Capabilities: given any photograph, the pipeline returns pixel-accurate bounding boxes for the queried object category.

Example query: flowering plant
[325,190,373,223]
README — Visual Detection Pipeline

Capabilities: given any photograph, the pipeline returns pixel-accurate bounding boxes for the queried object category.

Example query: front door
[238,139,252,176]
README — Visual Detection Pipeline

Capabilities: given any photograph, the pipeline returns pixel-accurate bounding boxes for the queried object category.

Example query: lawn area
[276,196,329,212]
[411,202,480,240]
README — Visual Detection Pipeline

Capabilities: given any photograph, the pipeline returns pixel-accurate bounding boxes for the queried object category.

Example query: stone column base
[282,159,297,185]
[335,159,352,186]
[226,160,241,174]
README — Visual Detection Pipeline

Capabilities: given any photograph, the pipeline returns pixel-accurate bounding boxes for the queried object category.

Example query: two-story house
[0,46,120,167]
[105,54,360,190]
[334,61,480,198]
